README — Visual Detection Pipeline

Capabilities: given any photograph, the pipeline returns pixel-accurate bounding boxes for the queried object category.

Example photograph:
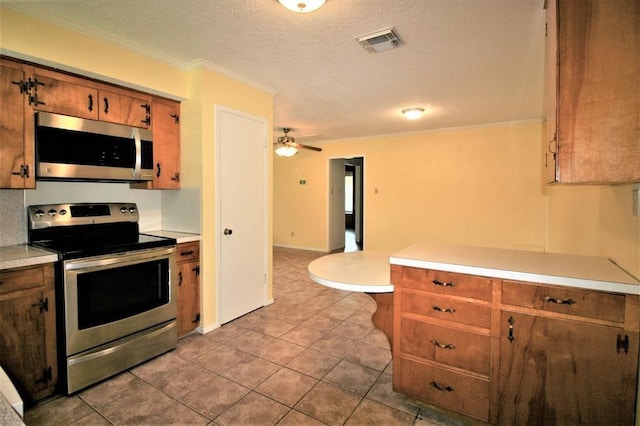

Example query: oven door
[62,246,176,356]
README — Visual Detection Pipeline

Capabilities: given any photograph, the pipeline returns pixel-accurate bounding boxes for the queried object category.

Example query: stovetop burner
[28,203,175,259]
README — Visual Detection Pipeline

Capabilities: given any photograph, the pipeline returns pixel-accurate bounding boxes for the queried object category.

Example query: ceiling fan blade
[295,143,322,152]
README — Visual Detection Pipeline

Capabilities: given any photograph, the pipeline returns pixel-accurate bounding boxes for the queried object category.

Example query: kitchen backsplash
[0,183,201,247]
[0,190,27,246]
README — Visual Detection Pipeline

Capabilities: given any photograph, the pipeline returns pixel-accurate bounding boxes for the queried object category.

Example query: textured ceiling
[3,0,546,143]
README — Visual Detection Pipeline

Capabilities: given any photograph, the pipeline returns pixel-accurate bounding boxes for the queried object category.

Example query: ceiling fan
[274,128,322,157]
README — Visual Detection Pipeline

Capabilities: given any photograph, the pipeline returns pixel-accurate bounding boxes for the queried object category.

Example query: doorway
[329,157,364,252]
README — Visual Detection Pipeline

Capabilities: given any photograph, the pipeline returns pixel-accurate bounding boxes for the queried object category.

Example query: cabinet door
[99,89,151,128]
[0,290,56,402]
[177,260,200,337]
[499,312,634,425]
[32,72,98,120]
[543,0,557,184]
[555,0,640,183]
[151,97,181,189]
[0,60,35,188]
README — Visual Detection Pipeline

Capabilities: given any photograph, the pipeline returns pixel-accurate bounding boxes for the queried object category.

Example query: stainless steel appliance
[35,112,154,182]
[28,203,177,394]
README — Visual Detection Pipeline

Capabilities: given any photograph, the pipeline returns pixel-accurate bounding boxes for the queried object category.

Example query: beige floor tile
[138,400,209,425]
[148,362,217,399]
[192,343,254,373]
[287,348,341,379]
[295,382,362,425]
[256,338,306,365]
[310,334,357,358]
[215,392,289,426]
[255,367,318,407]
[279,325,325,347]
[345,398,416,425]
[220,354,281,388]
[78,371,145,409]
[365,373,421,416]
[97,381,175,424]
[344,341,392,371]
[25,396,96,426]
[322,359,381,396]
[181,374,250,419]
[277,409,325,425]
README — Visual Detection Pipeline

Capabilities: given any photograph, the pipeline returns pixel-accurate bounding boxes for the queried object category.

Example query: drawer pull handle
[180,250,195,256]
[431,340,455,350]
[432,279,455,287]
[543,296,575,305]
[432,306,456,314]
[430,381,454,392]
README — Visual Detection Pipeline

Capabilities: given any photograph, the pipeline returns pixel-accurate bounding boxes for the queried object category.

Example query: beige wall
[1,7,275,330]
[274,121,640,279]
[185,67,274,330]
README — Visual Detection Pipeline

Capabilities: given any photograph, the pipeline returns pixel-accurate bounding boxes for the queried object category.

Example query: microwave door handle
[132,128,142,180]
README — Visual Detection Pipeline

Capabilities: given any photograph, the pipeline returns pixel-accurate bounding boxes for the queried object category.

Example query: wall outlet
[290,231,295,237]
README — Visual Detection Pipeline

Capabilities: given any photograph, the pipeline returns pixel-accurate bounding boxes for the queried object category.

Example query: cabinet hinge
[617,334,629,354]
[32,297,49,313]
[11,164,30,179]
[192,265,200,276]
[192,313,201,324]
[171,113,180,124]
[26,78,46,106]
[11,80,28,94]
[34,366,52,384]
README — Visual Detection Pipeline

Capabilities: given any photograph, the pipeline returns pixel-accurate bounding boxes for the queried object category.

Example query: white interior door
[328,158,346,251]
[216,106,268,324]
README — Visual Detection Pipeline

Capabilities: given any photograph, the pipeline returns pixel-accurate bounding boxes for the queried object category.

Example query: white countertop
[390,243,640,295]
[0,245,58,271]
[142,230,201,244]
[308,251,394,293]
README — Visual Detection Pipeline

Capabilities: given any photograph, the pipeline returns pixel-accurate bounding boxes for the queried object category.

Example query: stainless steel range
[28,203,177,394]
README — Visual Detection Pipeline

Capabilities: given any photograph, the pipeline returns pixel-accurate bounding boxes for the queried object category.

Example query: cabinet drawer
[400,267,492,301]
[401,291,491,329]
[176,242,199,263]
[395,357,489,421]
[501,280,625,323]
[400,318,490,375]
[0,266,44,294]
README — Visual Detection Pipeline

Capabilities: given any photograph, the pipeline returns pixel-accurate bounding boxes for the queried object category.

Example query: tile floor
[25,247,479,426]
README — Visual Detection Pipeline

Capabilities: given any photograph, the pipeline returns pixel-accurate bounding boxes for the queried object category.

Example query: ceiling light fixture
[275,144,298,157]
[402,107,425,120]
[277,0,326,13]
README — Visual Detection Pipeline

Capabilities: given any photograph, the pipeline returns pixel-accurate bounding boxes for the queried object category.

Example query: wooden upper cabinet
[151,96,181,189]
[0,59,35,188]
[32,70,98,120]
[547,0,640,183]
[98,89,151,128]
[32,67,152,128]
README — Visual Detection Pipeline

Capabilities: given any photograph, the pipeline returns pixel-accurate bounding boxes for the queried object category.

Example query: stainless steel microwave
[35,112,154,182]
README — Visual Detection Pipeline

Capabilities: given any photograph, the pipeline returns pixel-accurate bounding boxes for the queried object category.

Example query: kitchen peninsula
[309,244,640,424]
[390,243,640,425]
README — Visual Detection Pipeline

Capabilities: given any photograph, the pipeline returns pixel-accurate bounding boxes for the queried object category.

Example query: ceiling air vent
[356,28,403,54]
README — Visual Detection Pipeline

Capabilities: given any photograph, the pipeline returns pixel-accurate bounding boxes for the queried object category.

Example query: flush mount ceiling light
[402,107,425,120]
[278,0,326,13]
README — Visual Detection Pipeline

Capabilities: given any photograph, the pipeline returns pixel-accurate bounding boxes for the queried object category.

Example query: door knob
[224,228,233,235]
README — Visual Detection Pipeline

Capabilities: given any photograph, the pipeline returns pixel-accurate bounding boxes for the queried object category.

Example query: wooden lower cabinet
[392,265,640,425]
[392,265,494,422]
[499,311,636,425]
[0,263,57,405]
[176,241,200,337]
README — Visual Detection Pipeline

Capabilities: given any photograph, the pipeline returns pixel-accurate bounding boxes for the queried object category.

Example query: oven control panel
[28,203,139,229]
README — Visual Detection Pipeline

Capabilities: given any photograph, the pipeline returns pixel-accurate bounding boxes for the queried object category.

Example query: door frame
[214,104,270,325]
[327,155,366,252]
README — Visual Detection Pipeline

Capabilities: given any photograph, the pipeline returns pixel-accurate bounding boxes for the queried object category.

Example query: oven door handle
[64,247,175,271]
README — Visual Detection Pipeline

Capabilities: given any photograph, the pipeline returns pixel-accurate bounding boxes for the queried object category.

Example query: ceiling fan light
[402,107,425,120]
[275,144,298,157]
[278,0,326,13]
